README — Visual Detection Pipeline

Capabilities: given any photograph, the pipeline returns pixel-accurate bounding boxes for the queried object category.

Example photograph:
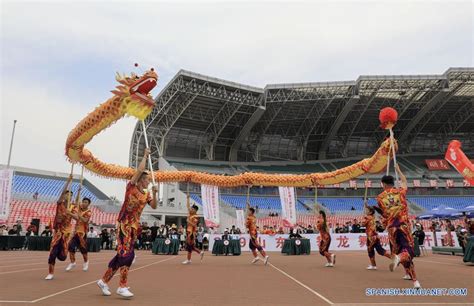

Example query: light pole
[7,120,17,168]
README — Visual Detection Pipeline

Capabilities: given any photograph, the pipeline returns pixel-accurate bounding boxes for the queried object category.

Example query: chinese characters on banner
[278,186,296,227]
[201,184,220,228]
[208,232,456,252]
[425,159,451,170]
[0,169,13,219]
[413,179,421,187]
[349,180,357,189]
[446,179,454,188]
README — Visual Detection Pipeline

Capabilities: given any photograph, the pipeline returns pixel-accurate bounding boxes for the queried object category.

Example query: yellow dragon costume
[65,68,395,187]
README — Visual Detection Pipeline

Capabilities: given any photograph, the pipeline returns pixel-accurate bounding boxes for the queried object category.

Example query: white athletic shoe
[403,274,412,280]
[413,280,421,289]
[116,287,134,298]
[44,274,54,280]
[331,254,336,266]
[200,251,204,262]
[132,255,136,265]
[251,257,260,264]
[327,263,334,267]
[389,255,400,272]
[182,260,191,265]
[366,265,377,270]
[264,256,269,265]
[97,279,111,296]
[65,263,76,271]
[83,261,89,272]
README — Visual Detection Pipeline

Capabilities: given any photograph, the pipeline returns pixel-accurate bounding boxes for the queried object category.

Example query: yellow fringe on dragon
[65,68,397,187]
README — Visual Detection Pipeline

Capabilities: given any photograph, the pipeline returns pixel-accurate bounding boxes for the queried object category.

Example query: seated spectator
[87,227,98,238]
[26,223,37,236]
[289,228,302,239]
[335,223,342,233]
[277,227,284,234]
[41,226,52,237]
[351,219,360,233]
[150,222,159,242]
[413,223,425,245]
[169,225,179,240]
[8,225,20,236]
[306,225,314,234]
[158,224,168,238]
[16,220,23,234]
[230,225,238,234]
[221,230,230,240]
[0,225,8,236]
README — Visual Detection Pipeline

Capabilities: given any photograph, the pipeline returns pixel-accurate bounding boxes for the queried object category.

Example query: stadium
[1,1,474,305]
[1,67,473,305]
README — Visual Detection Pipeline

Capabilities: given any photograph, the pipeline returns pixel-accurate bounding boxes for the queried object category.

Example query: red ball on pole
[379,107,398,129]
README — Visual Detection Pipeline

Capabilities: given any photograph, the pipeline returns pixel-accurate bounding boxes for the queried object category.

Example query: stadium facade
[128,68,473,228]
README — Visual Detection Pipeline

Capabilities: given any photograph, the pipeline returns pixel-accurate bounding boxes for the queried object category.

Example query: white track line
[0,255,165,275]
[268,263,334,305]
[30,256,177,303]
[0,256,177,304]
[414,259,466,267]
[334,303,474,305]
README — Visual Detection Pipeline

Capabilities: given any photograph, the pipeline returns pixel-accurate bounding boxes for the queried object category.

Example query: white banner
[201,184,220,228]
[209,231,459,252]
[236,209,245,233]
[278,186,296,227]
[0,169,13,219]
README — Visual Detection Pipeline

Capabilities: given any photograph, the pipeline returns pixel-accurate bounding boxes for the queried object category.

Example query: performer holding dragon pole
[66,167,92,272]
[45,170,74,280]
[363,203,391,270]
[97,148,158,298]
[377,164,420,288]
[317,210,335,267]
[245,186,269,265]
[182,184,204,265]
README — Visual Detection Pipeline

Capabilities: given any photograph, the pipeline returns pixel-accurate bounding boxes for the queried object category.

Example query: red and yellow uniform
[316,216,332,259]
[186,213,200,253]
[48,199,73,272]
[363,214,390,262]
[102,182,151,287]
[377,187,417,280]
[246,215,263,251]
[68,205,92,262]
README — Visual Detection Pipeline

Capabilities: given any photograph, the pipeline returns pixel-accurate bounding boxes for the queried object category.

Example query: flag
[201,184,220,228]
[236,210,245,233]
[0,169,13,219]
[445,140,474,185]
[278,187,296,227]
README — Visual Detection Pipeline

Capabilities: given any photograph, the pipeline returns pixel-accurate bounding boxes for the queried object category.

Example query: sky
[0,0,472,200]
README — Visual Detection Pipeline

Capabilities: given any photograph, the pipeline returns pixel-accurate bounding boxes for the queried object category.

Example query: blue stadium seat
[408,197,473,211]
[12,174,99,201]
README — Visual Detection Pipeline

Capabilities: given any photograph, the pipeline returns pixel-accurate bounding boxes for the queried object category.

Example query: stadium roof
[129,68,474,167]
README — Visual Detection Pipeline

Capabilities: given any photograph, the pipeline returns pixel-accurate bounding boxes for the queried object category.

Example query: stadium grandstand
[0,164,120,229]
[130,67,473,231]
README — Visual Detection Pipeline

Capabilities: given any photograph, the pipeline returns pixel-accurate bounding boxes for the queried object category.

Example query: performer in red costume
[377,165,420,288]
[97,148,158,298]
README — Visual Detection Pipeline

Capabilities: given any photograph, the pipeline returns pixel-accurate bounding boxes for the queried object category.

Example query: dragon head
[113,68,159,120]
